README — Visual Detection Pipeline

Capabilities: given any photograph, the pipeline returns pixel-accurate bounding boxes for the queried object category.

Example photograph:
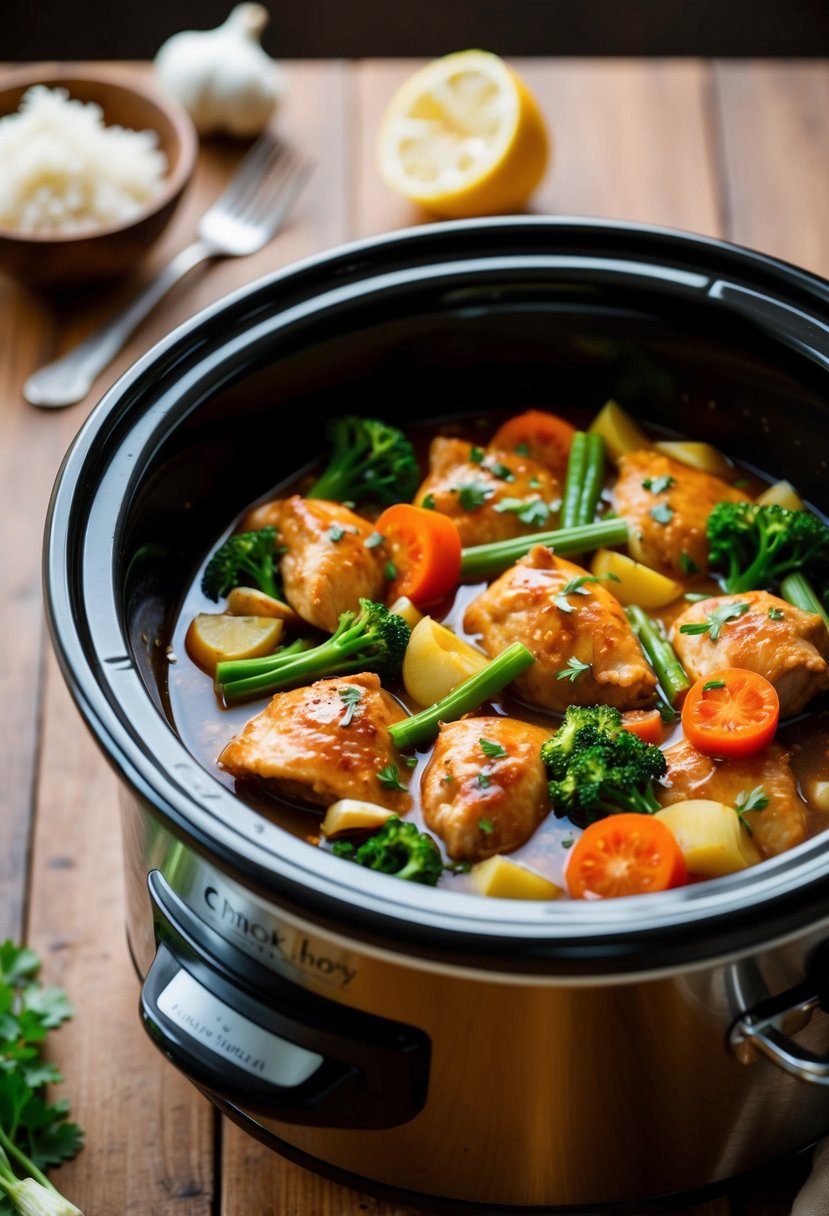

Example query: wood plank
[354,58,721,239]
[714,60,829,278]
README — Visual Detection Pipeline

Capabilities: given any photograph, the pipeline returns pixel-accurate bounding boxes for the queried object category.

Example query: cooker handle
[729,980,829,1084]
[708,279,829,366]
[140,870,430,1128]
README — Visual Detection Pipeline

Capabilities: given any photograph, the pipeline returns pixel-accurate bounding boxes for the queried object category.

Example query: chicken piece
[659,737,806,858]
[243,495,386,633]
[463,546,657,712]
[671,590,829,718]
[420,717,551,862]
[218,673,412,813]
[413,437,560,548]
[612,450,749,578]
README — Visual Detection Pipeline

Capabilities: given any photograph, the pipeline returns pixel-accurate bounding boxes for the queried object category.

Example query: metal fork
[24,132,312,408]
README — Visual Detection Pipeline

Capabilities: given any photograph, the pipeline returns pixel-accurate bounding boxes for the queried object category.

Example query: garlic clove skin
[154,4,285,139]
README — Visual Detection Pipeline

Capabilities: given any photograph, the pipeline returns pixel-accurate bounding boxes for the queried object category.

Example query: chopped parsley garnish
[642,475,676,494]
[377,764,407,792]
[328,524,345,543]
[486,460,514,481]
[404,755,418,768]
[528,475,542,489]
[364,530,384,549]
[553,593,575,614]
[561,837,575,849]
[679,552,700,576]
[421,493,436,510]
[475,772,491,789]
[514,441,531,456]
[442,772,454,785]
[561,575,600,595]
[702,679,727,692]
[480,737,508,759]
[384,560,398,581]
[494,497,552,527]
[556,656,591,682]
[684,592,710,602]
[650,502,675,525]
[679,600,750,642]
[338,685,363,725]
[734,785,770,834]
[469,445,485,464]
[768,607,785,621]
[457,481,492,511]
[478,818,494,834]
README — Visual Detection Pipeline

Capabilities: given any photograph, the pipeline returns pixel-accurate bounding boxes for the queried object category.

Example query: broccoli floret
[201,526,282,602]
[707,502,829,594]
[307,415,420,506]
[541,705,667,826]
[215,598,411,704]
[332,817,443,885]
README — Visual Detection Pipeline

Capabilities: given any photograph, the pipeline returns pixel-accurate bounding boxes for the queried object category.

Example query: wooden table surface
[1,57,827,1216]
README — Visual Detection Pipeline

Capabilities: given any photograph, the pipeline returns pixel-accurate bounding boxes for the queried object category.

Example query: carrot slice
[681,668,779,759]
[376,503,462,607]
[490,409,576,474]
[566,813,688,899]
[621,708,664,746]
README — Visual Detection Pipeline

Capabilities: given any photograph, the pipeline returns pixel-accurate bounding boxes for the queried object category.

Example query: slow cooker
[44,217,829,1212]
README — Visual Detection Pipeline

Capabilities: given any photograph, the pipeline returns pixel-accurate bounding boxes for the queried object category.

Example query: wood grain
[1,55,825,1216]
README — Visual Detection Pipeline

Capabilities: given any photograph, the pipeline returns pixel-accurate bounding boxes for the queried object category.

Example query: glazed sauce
[166,414,829,894]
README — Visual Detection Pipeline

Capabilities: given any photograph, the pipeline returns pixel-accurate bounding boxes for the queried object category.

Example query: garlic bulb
[154,4,284,138]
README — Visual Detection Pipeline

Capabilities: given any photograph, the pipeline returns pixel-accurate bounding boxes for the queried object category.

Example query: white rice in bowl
[0,85,169,234]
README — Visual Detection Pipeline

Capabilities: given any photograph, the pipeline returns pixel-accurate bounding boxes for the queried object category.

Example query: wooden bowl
[0,65,198,288]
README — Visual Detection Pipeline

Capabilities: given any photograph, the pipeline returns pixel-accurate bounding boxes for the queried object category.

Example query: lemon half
[377,50,550,218]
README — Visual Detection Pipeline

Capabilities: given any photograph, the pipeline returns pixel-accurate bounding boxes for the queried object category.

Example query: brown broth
[166,414,829,896]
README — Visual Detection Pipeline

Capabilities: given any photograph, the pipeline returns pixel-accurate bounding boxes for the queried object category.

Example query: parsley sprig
[734,786,770,835]
[679,600,750,642]
[555,656,591,682]
[0,942,84,1216]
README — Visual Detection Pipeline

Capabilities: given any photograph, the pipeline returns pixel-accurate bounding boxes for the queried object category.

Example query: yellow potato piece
[655,800,761,878]
[226,585,301,625]
[588,399,651,464]
[388,595,424,631]
[590,548,682,608]
[756,480,805,511]
[321,801,395,838]
[471,855,562,900]
[806,781,829,814]
[185,614,283,675]
[403,616,488,708]
[652,440,733,480]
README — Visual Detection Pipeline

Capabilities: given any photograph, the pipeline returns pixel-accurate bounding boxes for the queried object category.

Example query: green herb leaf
[384,560,397,581]
[679,600,750,642]
[377,764,407,792]
[469,445,485,464]
[734,785,770,834]
[684,592,709,602]
[650,502,675,525]
[475,773,491,789]
[642,475,676,494]
[364,531,385,549]
[560,575,599,596]
[479,737,508,759]
[768,607,785,621]
[478,818,494,834]
[404,755,418,769]
[561,838,574,849]
[493,497,552,527]
[328,524,345,543]
[514,442,531,456]
[457,482,492,511]
[702,679,727,692]
[338,685,363,726]
[553,594,575,614]
[442,772,454,785]
[679,552,700,576]
[486,460,514,481]
[420,493,436,510]
[555,656,591,682]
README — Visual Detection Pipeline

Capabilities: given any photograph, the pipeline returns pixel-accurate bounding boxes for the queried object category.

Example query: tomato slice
[376,503,462,607]
[566,813,688,900]
[681,668,779,759]
[620,708,664,746]
[490,409,576,475]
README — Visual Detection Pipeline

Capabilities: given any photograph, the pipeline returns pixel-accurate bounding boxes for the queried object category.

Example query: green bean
[780,572,829,633]
[625,604,691,707]
[560,431,587,529]
[460,518,629,580]
[578,432,606,525]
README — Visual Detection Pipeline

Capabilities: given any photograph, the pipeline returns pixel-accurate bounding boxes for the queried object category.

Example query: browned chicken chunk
[420,717,551,862]
[243,495,386,633]
[658,737,806,858]
[463,546,657,712]
[218,673,412,812]
[671,591,829,718]
[413,437,560,548]
[612,451,748,578]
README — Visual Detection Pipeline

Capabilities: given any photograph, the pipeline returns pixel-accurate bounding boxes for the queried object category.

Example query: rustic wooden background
[0,57,827,1214]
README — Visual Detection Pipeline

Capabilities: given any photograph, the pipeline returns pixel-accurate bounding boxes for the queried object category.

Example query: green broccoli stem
[560,432,587,529]
[625,604,691,707]
[604,785,662,815]
[217,625,364,705]
[460,518,629,580]
[388,642,535,749]
[780,572,829,634]
[306,460,357,502]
